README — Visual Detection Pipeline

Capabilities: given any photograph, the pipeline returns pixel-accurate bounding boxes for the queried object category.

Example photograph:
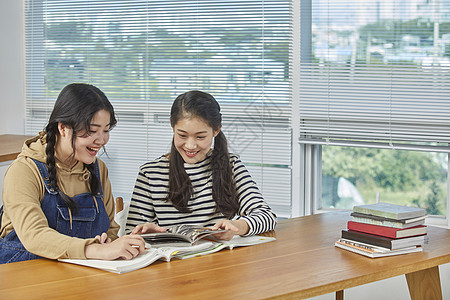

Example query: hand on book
[85,234,146,260]
[211,219,248,240]
[94,232,111,244]
[131,222,168,235]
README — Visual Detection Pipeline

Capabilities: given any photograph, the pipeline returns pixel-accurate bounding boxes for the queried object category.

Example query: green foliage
[322,146,447,215]
[412,181,445,215]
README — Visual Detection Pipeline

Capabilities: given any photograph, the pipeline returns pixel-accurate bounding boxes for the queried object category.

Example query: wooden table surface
[0,134,34,162]
[0,211,448,300]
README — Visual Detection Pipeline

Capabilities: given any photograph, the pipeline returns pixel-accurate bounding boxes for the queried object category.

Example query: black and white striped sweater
[126,153,277,236]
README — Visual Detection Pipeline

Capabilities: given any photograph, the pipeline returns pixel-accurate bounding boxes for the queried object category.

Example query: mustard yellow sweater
[1,133,119,259]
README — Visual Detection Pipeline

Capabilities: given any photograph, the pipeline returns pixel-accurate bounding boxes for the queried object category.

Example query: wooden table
[0,134,33,162]
[0,211,448,299]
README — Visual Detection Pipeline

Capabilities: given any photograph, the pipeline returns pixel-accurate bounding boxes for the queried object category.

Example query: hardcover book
[335,239,423,258]
[350,212,426,229]
[347,221,427,239]
[341,229,426,250]
[352,202,426,220]
[59,235,276,274]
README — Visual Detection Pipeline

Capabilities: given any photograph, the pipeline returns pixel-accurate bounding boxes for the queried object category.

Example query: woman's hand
[211,219,249,241]
[131,222,167,235]
[94,232,111,244]
[85,234,146,260]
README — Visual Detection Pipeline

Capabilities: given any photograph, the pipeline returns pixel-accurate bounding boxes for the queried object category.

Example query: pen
[132,245,150,250]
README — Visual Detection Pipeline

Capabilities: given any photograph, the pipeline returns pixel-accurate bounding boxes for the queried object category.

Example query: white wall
[0,0,26,206]
[0,0,25,135]
[0,1,448,298]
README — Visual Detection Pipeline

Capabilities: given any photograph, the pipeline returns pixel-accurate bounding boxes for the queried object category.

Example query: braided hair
[44,83,117,212]
[167,91,239,218]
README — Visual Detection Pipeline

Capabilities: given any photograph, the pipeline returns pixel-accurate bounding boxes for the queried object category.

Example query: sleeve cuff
[67,237,98,259]
[238,216,254,236]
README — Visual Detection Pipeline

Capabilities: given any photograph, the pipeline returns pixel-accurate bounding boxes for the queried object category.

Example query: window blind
[300,0,450,152]
[24,0,293,217]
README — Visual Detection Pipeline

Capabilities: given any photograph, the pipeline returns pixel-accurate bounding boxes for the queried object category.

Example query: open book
[176,235,276,260]
[140,224,229,247]
[59,234,276,274]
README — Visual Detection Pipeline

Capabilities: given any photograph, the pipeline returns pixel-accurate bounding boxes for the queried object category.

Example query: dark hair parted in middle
[167,90,239,218]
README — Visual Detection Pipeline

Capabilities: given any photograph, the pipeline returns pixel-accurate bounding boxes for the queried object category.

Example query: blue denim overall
[0,159,110,264]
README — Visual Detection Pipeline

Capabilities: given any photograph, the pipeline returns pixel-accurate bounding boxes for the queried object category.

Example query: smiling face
[56,109,111,166]
[173,116,220,164]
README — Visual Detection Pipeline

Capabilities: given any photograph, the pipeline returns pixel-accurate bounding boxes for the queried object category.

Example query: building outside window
[302,0,450,225]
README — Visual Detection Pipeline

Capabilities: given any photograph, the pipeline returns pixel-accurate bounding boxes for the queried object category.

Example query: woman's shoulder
[4,156,43,189]
[228,152,242,164]
[228,152,240,160]
[7,156,40,175]
[139,155,169,171]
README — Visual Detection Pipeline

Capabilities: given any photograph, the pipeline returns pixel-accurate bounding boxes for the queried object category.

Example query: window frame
[297,0,450,228]
[23,0,450,226]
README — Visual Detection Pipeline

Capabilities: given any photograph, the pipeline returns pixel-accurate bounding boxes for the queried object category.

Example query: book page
[170,224,229,243]
[59,248,163,274]
[218,235,277,250]
[141,225,229,246]
[177,235,277,259]
[154,241,216,261]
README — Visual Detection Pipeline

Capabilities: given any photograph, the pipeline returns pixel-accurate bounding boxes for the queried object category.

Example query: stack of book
[335,202,427,258]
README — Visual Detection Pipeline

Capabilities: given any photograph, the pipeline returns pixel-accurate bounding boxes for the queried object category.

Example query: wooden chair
[114,197,129,237]
[115,197,124,214]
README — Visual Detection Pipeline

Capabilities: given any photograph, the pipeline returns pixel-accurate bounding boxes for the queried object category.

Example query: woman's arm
[125,166,158,233]
[231,155,277,236]
[3,159,92,259]
[84,234,145,260]
[97,159,119,240]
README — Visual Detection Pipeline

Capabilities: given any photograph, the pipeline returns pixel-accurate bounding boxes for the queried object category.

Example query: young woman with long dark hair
[126,90,276,240]
[0,83,145,264]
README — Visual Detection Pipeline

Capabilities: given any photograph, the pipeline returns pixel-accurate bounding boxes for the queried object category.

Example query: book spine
[341,230,392,249]
[337,239,390,253]
[335,241,374,258]
[352,216,405,229]
[353,207,398,219]
[347,221,397,238]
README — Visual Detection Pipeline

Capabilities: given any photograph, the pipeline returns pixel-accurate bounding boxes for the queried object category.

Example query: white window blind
[300,0,450,152]
[24,0,293,217]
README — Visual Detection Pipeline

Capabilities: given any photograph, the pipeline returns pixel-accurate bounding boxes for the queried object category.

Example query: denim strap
[31,158,58,195]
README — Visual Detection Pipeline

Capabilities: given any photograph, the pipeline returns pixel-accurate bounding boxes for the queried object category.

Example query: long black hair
[45,83,117,212]
[167,90,239,218]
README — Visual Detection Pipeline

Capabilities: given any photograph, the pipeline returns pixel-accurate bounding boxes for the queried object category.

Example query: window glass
[321,145,448,217]
[300,0,450,148]
[307,0,450,219]
[24,0,293,217]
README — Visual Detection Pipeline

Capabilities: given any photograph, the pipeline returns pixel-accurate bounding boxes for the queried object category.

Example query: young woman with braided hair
[0,83,145,264]
[126,91,277,240]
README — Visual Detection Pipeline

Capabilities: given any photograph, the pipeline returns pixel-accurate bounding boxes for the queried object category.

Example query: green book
[352,202,426,220]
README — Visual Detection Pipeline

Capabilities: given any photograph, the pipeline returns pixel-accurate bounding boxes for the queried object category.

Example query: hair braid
[85,162,99,196]
[45,123,78,212]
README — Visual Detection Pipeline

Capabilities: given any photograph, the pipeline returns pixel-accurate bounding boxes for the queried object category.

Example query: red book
[347,221,426,239]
